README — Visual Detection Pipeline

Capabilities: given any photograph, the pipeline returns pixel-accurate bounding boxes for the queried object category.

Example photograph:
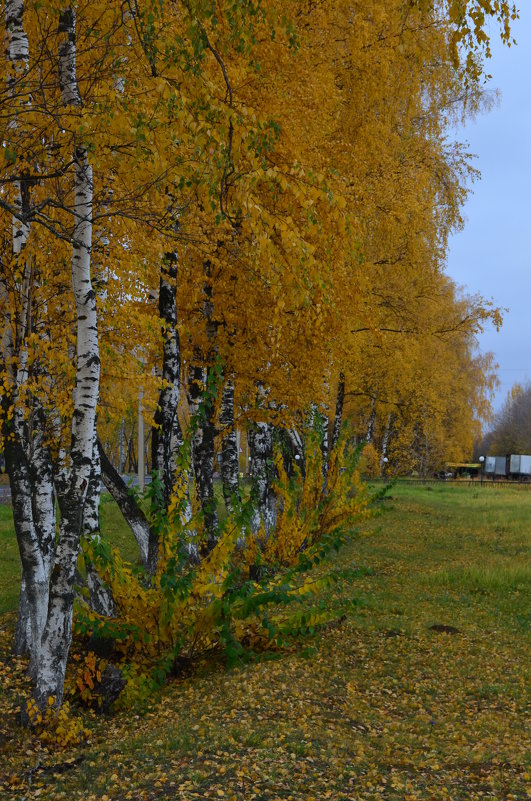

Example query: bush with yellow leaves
[73,430,378,704]
[69,651,108,709]
[75,496,249,696]
[359,441,381,479]
[259,431,372,567]
[25,696,89,747]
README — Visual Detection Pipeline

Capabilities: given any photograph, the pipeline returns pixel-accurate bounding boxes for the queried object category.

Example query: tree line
[478,382,531,456]
[0,0,516,716]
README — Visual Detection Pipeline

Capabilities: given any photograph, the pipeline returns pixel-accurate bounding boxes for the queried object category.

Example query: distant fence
[369,478,531,490]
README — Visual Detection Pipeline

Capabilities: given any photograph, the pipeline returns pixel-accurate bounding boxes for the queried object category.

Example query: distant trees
[480,383,531,456]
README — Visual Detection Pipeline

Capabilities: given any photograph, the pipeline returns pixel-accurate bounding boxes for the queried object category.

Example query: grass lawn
[0,494,140,615]
[0,483,529,800]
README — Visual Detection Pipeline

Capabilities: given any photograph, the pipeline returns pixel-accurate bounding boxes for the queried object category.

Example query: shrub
[73,431,376,706]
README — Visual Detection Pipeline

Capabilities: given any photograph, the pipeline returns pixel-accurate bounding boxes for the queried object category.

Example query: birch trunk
[151,257,184,506]
[287,427,305,476]
[4,431,48,676]
[318,407,329,477]
[380,413,394,472]
[33,9,99,709]
[118,419,126,473]
[150,255,194,566]
[5,0,30,256]
[3,0,30,445]
[330,372,345,453]
[220,379,240,513]
[308,403,329,477]
[274,425,304,478]
[3,0,54,672]
[83,437,116,617]
[186,261,219,553]
[188,365,218,554]
[248,422,276,542]
[14,408,56,660]
[82,435,100,536]
[366,399,376,444]
[97,439,150,568]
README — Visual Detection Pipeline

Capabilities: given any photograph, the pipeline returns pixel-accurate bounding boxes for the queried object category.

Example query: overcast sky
[446,5,531,414]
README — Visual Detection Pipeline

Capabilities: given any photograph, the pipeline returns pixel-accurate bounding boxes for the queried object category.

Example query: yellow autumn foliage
[75,432,372,700]
[261,435,371,568]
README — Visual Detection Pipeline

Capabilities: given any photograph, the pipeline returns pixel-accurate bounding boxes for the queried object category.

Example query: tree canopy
[480,383,531,456]
[0,0,516,716]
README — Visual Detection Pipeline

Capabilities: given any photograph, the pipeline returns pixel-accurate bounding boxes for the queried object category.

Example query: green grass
[0,482,529,800]
[0,504,22,614]
[434,565,530,593]
[0,494,141,615]
[99,493,143,563]
[0,479,245,614]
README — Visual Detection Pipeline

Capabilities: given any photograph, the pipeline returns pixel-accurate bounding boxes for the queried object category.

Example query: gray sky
[446,5,531,415]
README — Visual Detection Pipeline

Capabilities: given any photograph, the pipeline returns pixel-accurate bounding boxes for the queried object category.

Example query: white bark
[288,426,305,471]
[5,435,49,675]
[151,259,185,510]
[57,8,81,106]
[118,419,126,473]
[14,452,56,662]
[83,437,116,617]
[248,421,276,542]
[34,8,99,710]
[380,413,394,471]
[150,258,196,562]
[5,0,31,253]
[310,403,329,478]
[2,0,30,370]
[5,0,29,73]
[3,0,55,673]
[82,436,101,537]
[186,261,219,555]
[14,410,56,663]
[366,399,376,444]
[330,373,345,453]
[220,378,240,513]
[187,364,219,554]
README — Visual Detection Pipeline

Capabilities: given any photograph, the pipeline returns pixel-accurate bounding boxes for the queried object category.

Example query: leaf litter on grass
[0,484,529,801]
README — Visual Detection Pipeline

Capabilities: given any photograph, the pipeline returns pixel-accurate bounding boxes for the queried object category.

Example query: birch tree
[28,7,99,709]
[1,0,58,677]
